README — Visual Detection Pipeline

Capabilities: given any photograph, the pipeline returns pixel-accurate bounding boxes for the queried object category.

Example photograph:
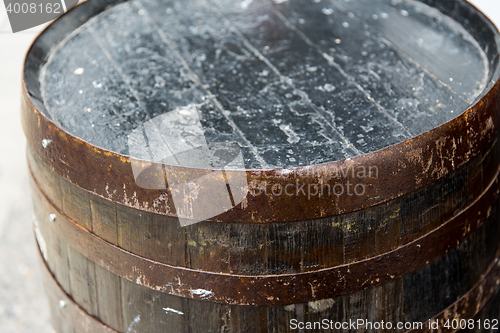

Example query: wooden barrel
[22,0,500,332]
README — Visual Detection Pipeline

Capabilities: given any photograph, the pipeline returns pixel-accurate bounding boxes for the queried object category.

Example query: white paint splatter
[280,124,300,144]
[308,299,336,313]
[241,0,253,9]
[323,84,336,92]
[163,307,184,315]
[41,139,51,149]
[191,289,214,299]
[316,84,336,93]
[258,69,270,77]
[92,80,103,89]
[127,315,141,333]
[322,8,334,15]
[178,108,192,116]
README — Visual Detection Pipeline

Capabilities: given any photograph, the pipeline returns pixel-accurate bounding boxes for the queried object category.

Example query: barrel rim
[22,0,500,171]
[21,0,500,223]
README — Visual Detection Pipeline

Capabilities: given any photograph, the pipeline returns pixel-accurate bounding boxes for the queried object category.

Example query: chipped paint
[191,288,214,299]
[163,307,184,315]
[308,298,335,313]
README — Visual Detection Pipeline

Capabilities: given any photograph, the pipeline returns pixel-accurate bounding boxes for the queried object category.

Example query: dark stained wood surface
[27,135,500,274]
[35,212,500,332]
[21,0,500,225]
[22,0,500,332]
[39,0,489,169]
[29,159,500,304]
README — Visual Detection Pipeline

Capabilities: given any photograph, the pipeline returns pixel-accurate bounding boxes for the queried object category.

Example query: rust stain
[29,162,500,306]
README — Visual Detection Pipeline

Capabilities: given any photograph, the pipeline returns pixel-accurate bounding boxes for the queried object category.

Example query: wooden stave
[34,205,500,332]
[38,252,500,333]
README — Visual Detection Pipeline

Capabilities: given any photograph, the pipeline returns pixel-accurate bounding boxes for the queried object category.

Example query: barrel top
[31,0,499,170]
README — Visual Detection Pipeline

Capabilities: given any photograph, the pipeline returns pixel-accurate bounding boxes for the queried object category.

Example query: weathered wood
[67,246,99,317]
[31,169,500,330]
[94,264,124,332]
[28,138,500,273]
[20,0,500,225]
[90,194,118,245]
[47,298,75,333]
[345,288,377,333]
[89,191,126,332]
[116,204,187,266]
[27,149,62,208]
[300,218,343,272]
[185,221,231,273]
[231,306,268,333]
[374,202,401,256]
[23,0,500,331]
[38,242,500,333]
[121,277,187,332]
[342,210,377,264]
[375,280,403,333]
[471,288,500,333]
[229,223,269,275]
[29,143,500,331]
[31,176,71,295]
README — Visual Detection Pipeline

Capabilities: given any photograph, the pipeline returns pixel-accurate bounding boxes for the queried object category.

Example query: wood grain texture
[67,246,98,317]
[29,161,500,307]
[38,253,118,333]
[90,194,118,245]
[28,137,500,275]
[39,0,489,163]
[32,183,500,331]
[94,264,124,332]
[38,244,500,333]
[22,0,500,331]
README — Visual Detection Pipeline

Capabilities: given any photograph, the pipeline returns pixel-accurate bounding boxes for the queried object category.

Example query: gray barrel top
[38,0,495,170]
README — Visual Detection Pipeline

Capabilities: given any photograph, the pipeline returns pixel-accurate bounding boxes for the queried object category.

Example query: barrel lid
[23,0,500,224]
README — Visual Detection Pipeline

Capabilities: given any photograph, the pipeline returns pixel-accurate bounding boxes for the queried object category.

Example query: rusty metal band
[20,75,500,223]
[37,242,500,333]
[407,254,500,333]
[37,248,118,333]
[30,160,500,306]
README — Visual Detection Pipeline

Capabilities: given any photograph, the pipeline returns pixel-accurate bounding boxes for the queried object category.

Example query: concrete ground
[0,8,52,333]
[0,1,499,332]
